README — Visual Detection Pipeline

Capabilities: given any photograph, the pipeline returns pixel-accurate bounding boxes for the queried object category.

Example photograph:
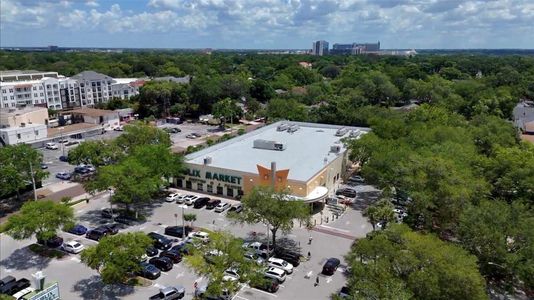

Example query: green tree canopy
[81,232,152,284]
[347,224,487,300]
[6,200,74,241]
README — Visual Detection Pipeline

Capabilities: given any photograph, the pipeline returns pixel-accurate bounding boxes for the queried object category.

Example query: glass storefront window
[197,183,203,191]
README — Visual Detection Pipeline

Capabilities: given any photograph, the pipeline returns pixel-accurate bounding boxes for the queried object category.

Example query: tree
[5,200,74,241]
[459,200,534,291]
[212,98,243,125]
[229,187,309,250]
[250,79,274,102]
[81,232,152,284]
[184,213,197,228]
[115,121,171,152]
[246,98,261,117]
[266,98,308,121]
[67,140,122,167]
[347,224,487,300]
[320,65,341,79]
[0,144,48,200]
[364,199,395,230]
[184,231,261,297]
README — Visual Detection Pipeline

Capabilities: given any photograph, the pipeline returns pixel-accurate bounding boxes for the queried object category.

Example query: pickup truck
[149,286,185,300]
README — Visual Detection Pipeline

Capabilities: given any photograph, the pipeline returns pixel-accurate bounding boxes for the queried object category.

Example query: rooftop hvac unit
[287,124,299,133]
[335,127,349,136]
[253,139,286,151]
[277,123,289,131]
[203,157,212,165]
[330,145,341,153]
[20,123,26,127]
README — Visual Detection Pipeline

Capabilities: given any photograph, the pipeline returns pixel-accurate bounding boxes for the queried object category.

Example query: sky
[1,0,533,49]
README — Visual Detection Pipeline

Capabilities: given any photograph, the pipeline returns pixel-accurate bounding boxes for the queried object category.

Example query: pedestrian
[194,281,198,291]
[307,251,311,259]
[314,276,319,287]
[308,236,313,244]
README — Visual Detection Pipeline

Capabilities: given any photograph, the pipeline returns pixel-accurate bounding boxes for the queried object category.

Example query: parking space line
[248,287,278,298]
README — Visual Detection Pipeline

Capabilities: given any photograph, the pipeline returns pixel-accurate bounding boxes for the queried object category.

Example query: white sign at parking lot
[28,282,60,300]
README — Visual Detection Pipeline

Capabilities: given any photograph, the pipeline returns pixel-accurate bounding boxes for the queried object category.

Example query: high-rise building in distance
[312,40,329,56]
[331,41,381,55]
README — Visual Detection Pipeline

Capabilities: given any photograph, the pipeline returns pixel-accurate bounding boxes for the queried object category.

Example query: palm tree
[184,213,197,228]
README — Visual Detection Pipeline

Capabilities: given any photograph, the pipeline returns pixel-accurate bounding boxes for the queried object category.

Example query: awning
[288,186,329,203]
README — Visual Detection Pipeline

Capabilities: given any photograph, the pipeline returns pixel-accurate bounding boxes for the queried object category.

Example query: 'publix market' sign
[187,169,242,185]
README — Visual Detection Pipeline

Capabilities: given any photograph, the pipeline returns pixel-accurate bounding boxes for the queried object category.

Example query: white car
[185,195,199,205]
[61,240,84,254]
[189,231,210,243]
[165,193,181,202]
[45,142,58,150]
[222,268,240,282]
[214,202,230,212]
[244,252,265,265]
[268,257,293,274]
[175,195,188,204]
[12,287,35,300]
[264,267,286,283]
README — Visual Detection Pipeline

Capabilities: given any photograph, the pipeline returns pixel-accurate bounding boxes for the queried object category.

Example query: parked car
[37,236,63,248]
[222,268,240,282]
[159,249,182,264]
[61,240,84,254]
[171,243,191,256]
[184,195,200,205]
[149,285,185,300]
[186,133,201,139]
[65,140,80,147]
[338,286,351,298]
[243,242,273,258]
[142,245,158,257]
[101,208,119,219]
[59,155,68,162]
[274,248,301,267]
[55,172,71,180]
[193,197,210,208]
[214,202,230,213]
[11,286,35,299]
[166,193,181,202]
[149,257,173,272]
[189,231,210,243]
[268,257,293,274]
[66,224,88,235]
[0,278,30,296]
[175,194,189,204]
[40,163,48,169]
[114,125,124,131]
[164,226,193,239]
[251,277,279,293]
[244,252,265,265]
[137,262,161,280]
[74,166,90,174]
[0,276,16,288]
[336,188,356,198]
[114,215,136,225]
[264,267,286,283]
[228,203,242,213]
[86,228,108,241]
[205,199,221,209]
[322,257,341,275]
[100,224,119,235]
[45,142,58,150]
[148,232,173,250]
[58,138,69,144]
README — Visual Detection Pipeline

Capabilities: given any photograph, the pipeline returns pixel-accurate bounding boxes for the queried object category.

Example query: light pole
[178,204,187,239]
[59,127,65,157]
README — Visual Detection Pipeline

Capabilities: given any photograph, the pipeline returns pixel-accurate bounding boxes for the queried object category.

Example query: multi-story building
[111,78,145,100]
[312,40,329,56]
[0,78,63,110]
[331,41,381,55]
[0,70,59,82]
[59,77,82,109]
[70,71,115,106]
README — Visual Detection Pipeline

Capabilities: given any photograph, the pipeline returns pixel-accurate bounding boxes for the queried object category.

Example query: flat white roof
[186,121,369,182]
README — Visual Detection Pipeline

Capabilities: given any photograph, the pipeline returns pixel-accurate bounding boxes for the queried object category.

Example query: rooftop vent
[277,123,289,132]
[203,157,212,165]
[287,124,299,133]
[335,127,349,136]
[253,139,285,151]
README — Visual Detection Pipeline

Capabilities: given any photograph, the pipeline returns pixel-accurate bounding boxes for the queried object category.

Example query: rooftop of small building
[0,106,48,116]
[185,121,369,182]
[68,108,118,117]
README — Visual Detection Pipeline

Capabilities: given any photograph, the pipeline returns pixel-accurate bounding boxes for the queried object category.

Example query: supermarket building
[173,121,369,202]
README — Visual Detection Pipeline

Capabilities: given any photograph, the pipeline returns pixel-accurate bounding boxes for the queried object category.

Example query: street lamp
[59,127,65,157]
[178,204,187,239]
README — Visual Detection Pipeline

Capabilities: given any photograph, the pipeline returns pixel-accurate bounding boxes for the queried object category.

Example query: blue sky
[1,0,533,49]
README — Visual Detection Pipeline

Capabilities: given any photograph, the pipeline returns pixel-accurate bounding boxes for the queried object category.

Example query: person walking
[314,276,319,287]
[308,251,311,260]
[308,236,313,245]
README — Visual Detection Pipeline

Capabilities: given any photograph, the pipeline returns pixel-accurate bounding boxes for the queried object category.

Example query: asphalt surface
[0,186,377,300]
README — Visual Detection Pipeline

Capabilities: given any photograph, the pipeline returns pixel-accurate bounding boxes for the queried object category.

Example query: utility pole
[29,160,37,201]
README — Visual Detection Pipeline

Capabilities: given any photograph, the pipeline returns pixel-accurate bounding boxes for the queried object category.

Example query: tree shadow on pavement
[0,246,51,270]
[350,190,382,211]
[72,275,135,300]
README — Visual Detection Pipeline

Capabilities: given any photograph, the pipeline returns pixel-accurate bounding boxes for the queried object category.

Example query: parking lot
[159,122,228,149]
[0,185,376,300]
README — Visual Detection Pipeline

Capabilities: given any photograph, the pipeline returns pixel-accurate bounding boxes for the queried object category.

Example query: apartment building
[111,78,144,99]
[70,71,115,106]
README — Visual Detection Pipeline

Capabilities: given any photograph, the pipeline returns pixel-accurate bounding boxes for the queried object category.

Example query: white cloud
[1,0,533,48]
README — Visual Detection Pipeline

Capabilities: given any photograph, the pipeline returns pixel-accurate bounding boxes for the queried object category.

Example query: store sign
[29,282,60,300]
[187,169,242,185]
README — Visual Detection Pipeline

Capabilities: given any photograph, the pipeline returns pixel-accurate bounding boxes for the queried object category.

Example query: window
[1,89,5,93]
[9,89,13,93]
[47,85,51,89]
[39,86,43,90]
[34,93,38,97]
[207,184,213,193]
[40,93,44,96]
[3,104,8,108]
[2,96,6,100]
[216,186,223,195]
[35,130,39,136]
[10,96,14,100]
[17,133,21,139]
[185,181,192,189]
[33,86,37,90]
[197,183,203,191]
[227,188,234,197]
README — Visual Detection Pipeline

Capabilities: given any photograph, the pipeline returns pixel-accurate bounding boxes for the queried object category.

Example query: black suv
[148,232,172,250]
[336,188,356,198]
[86,228,108,241]
[322,257,341,275]
[274,248,301,267]
[37,236,64,248]
[205,199,221,210]
[149,257,173,272]
[159,249,182,263]
[164,226,193,238]
[193,197,210,208]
